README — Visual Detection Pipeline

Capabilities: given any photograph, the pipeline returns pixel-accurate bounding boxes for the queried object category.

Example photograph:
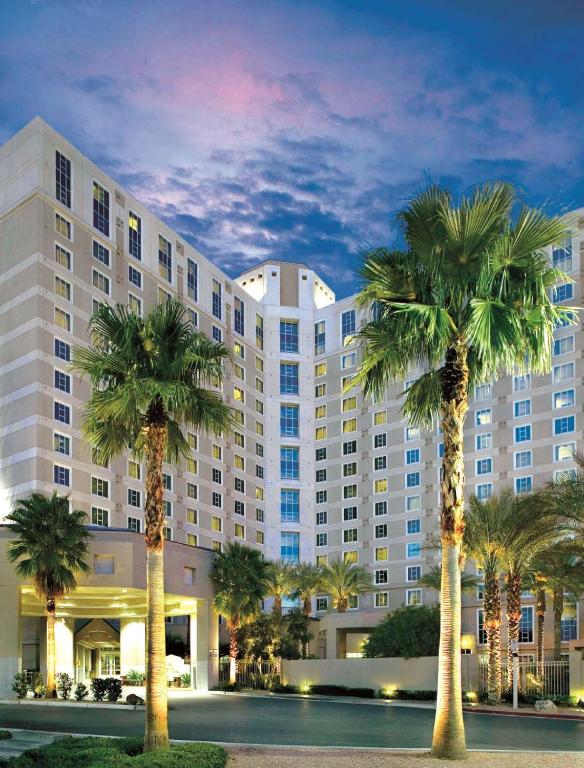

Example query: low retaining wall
[282,655,480,693]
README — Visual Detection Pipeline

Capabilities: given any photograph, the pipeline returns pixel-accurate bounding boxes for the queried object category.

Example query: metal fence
[218,659,280,689]
[479,659,569,697]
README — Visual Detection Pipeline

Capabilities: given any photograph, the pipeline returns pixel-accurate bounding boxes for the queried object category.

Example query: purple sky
[1,0,583,297]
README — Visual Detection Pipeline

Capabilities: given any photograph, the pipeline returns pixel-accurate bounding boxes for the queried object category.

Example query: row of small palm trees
[211,545,372,682]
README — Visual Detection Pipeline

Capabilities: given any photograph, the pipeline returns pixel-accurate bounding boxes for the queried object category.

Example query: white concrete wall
[282,655,479,693]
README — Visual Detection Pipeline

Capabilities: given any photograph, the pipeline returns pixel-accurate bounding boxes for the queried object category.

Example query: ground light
[298,682,311,694]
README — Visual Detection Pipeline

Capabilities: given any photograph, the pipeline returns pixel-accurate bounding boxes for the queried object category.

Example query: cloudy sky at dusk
[1,0,583,297]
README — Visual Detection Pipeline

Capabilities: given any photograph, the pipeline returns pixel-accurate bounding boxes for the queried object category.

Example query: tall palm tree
[265,559,296,618]
[211,542,269,684]
[463,491,512,705]
[319,558,372,613]
[293,562,323,657]
[356,183,572,759]
[72,300,231,752]
[417,565,479,595]
[6,492,90,699]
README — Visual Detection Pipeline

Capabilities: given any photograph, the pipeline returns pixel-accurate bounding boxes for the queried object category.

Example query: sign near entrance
[208,649,218,657]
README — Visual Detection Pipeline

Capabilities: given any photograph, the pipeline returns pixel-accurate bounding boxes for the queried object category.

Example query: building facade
[1,118,583,664]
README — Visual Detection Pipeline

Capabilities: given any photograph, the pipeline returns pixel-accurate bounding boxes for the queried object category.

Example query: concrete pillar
[0,586,21,699]
[190,602,218,691]
[55,618,74,677]
[120,619,146,676]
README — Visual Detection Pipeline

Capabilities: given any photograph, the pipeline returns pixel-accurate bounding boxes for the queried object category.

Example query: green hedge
[0,737,227,767]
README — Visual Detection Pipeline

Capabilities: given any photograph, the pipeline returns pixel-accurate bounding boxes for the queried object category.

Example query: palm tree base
[143,734,170,752]
[431,744,468,761]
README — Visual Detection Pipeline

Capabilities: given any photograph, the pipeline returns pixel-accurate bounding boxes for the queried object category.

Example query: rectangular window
[476,458,492,475]
[341,352,357,369]
[343,506,358,521]
[128,460,141,480]
[315,426,327,440]
[375,547,388,562]
[53,464,70,486]
[407,518,421,535]
[553,336,574,356]
[92,477,109,498]
[186,482,198,500]
[519,606,534,643]
[344,551,358,564]
[554,389,575,409]
[212,278,222,319]
[316,596,329,611]
[128,293,142,315]
[92,269,110,295]
[55,151,71,208]
[375,592,389,608]
[128,516,141,533]
[405,426,420,441]
[280,405,299,437]
[515,476,532,495]
[164,501,173,517]
[158,235,172,282]
[127,488,141,507]
[513,374,531,392]
[374,478,388,494]
[554,442,575,462]
[407,542,421,559]
[375,523,387,539]
[514,424,531,443]
[374,433,387,449]
[552,239,573,271]
[343,440,357,455]
[476,408,492,426]
[406,589,422,606]
[514,399,531,418]
[373,410,387,426]
[407,565,421,582]
[375,501,387,516]
[343,484,357,499]
[343,528,358,543]
[315,405,326,419]
[406,471,420,488]
[316,510,327,525]
[280,447,299,479]
[406,495,421,512]
[280,363,299,394]
[91,506,109,527]
[342,418,357,434]
[315,362,327,377]
[553,363,574,382]
[316,532,328,547]
[54,275,71,301]
[234,296,245,336]
[54,369,71,394]
[255,313,264,349]
[375,569,388,585]
[93,181,110,236]
[554,415,575,435]
[280,320,299,353]
[476,433,492,451]
[211,515,222,532]
[343,462,357,477]
[406,448,420,465]
[474,383,492,401]
[54,401,70,424]
[234,523,245,540]
[341,309,356,344]
[280,532,300,563]
[92,240,110,267]
[212,326,222,342]
[128,265,142,289]
[553,283,573,303]
[561,604,578,641]
[281,489,300,522]
[514,450,532,469]
[342,396,357,412]
[53,432,70,455]
[54,307,71,331]
[315,383,327,398]
[476,483,493,501]
[128,210,142,260]
[54,338,71,362]
[374,455,387,471]
[316,469,327,483]
[314,320,326,355]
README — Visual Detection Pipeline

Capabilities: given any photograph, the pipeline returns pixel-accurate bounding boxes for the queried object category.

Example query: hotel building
[0,118,582,688]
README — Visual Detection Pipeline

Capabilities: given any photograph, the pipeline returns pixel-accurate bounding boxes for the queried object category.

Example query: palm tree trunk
[272,595,282,619]
[302,597,311,658]
[552,587,564,661]
[228,622,238,685]
[505,571,522,691]
[431,340,468,761]
[484,576,502,705]
[45,598,56,699]
[144,419,169,753]
[336,595,348,613]
[536,587,546,678]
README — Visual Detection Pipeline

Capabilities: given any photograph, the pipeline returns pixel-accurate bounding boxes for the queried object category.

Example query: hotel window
[519,606,534,643]
[163,501,173,517]
[55,211,72,240]
[315,405,327,419]
[373,410,387,426]
[438,442,444,458]
[405,426,420,441]
[374,433,387,449]
[212,468,222,484]
[554,389,575,409]
[128,265,142,289]
[476,458,492,475]
[255,313,264,349]
[280,320,298,353]
[406,495,421,513]
[256,356,263,373]
[515,476,532,494]
[54,307,71,332]
[374,455,387,471]
[514,424,531,443]
[561,603,578,641]
[316,597,329,611]
[212,325,222,342]
[341,309,355,345]
[554,335,574,356]
[128,293,142,315]
[234,296,245,336]
[212,541,222,553]
[344,528,358,543]
[343,462,357,477]
[476,483,493,501]
[407,542,421,559]
[344,506,358,521]
[128,460,141,480]
[509,449,531,472]
[233,386,244,403]
[342,418,357,434]
[235,477,245,493]
[316,510,327,525]
[234,341,244,359]
[375,524,388,539]
[158,287,171,304]
[374,501,387,516]
[92,477,109,498]
[127,210,142,260]
[374,478,388,494]
[162,473,172,491]
[315,426,327,440]
[256,531,264,545]
[94,554,115,575]
[343,440,357,455]
[281,532,300,563]
[212,278,222,319]
[476,433,492,451]
[54,401,70,424]
[406,448,420,465]
[375,569,388,585]
[553,283,573,303]
[315,361,327,377]
[186,508,198,526]
[55,151,71,208]
[187,433,198,451]
[92,240,110,267]
[184,258,198,301]
[234,523,245,540]
[54,339,71,362]
[211,444,222,461]
[187,533,198,548]
[342,396,357,413]
[234,432,245,448]
[256,487,264,501]
[342,374,355,390]
[513,374,531,392]
[281,489,300,522]
[256,398,263,414]
[554,442,575,462]
[375,593,388,608]
[406,589,422,606]
[474,383,492,401]
[407,518,421,535]
[234,455,245,472]
[186,482,198,500]
[554,415,575,435]
[211,516,222,533]
[344,551,358,564]
[158,235,172,282]
[91,506,109,527]
[552,238,573,271]
[54,275,71,301]
[53,464,70,486]
[54,370,71,394]
[407,565,421,582]
[92,269,110,296]
[128,517,141,533]
[406,471,420,488]
[314,320,326,355]
[343,484,357,499]
[280,363,299,394]
[53,432,70,455]
[127,488,141,507]
[316,469,327,483]
[341,352,357,369]
[316,532,328,547]
[514,399,531,418]
[475,408,491,426]
[553,363,574,382]
[375,547,388,562]
[256,421,264,436]
[92,181,110,236]
[280,405,299,437]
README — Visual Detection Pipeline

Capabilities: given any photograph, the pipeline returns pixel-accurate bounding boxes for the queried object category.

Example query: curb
[0,699,142,710]
[463,705,584,721]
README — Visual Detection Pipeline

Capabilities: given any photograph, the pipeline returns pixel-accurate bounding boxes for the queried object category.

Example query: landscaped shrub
[56,672,73,700]
[0,736,227,767]
[74,682,89,702]
[12,673,29,699]
[90,678,108,701]
[363,605,440,659]
[125,670,145,686]
[346,687,375,698]
[310,684,348,696]
[0,731,12,740]
[104,678,122,702]
[379,688,437,701]
[180,673,191,688]
[31,673,46,699]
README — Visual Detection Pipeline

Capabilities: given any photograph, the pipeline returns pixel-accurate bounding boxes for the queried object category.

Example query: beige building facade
[1,118,583,673]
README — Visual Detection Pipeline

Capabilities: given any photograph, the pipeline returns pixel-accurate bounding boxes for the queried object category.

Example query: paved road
[1,694,584,751]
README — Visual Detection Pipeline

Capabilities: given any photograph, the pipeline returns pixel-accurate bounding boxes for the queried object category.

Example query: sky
[1,0,583,298]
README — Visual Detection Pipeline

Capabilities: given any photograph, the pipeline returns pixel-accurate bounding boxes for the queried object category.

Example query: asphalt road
[1,694,583,752]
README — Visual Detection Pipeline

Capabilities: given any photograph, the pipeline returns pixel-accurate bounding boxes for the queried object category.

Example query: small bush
[125,670,145,686]
[271,684,297,694]
[104,678,122,702]
[0,731,12,740]
[180,672,191,688]
[12,673,29,699]
[379,688,437,701]
[346,687,375,698]
[1,737,227,767]
[31,673,46,699]
[56,672,73,700]
[74,682,89,702]
[310,684,347,696]
[90,678,108,701]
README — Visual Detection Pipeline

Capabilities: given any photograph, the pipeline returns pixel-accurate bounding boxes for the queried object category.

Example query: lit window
[92,269,110,295]
[314,320,326,355]
[406,589,422,606]
[475,408,491,426]
[233,386,244,403]
[234,296,245,336]
[54,307,71,331]
[476,433,492,451]
[255,313,263,349]
[554,442,575,462]
[92,181,110,236]
[344,550,358,564]
[375,547,388,562]
[55,151,71,208]
[374,478,388,494]
[315,383,327,398]
[375,593,388,608]
[554,389,575,409]
[373,411,387,426]
[315,426,327,440]
[315,405,327,419]
[514,399,531,418]
[128,211,142,260]
[341,309,355,345]
[514,450,531,469]
[315,362,326,377]
[342,418,357,434]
